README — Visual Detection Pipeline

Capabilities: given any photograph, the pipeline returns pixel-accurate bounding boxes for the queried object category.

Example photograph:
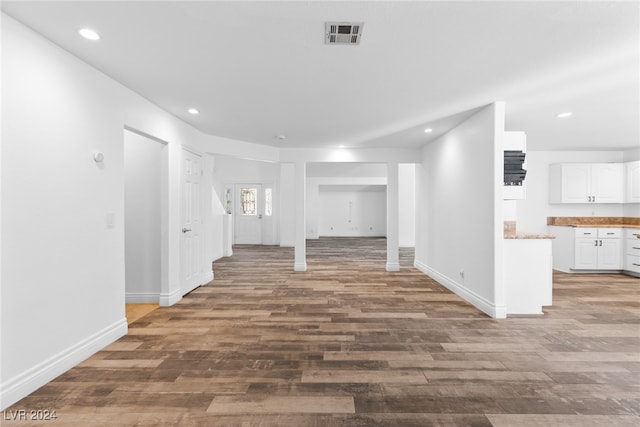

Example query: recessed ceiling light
[78,28,100,41]
[556,112,572,118]
[187,108,199,115]
[339,145,345,148]
[424,128,433,133]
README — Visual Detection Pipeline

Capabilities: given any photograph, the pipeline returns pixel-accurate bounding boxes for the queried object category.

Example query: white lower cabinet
[573,228,622,270]
[625,229,640,274]
[551,227,623,272]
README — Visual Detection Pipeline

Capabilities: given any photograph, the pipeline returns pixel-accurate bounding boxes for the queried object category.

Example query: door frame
[123,126,170,304]
[230,182,277,245]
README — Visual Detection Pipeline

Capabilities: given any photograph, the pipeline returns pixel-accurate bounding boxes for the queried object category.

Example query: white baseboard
[125,292,159,303]
[386,262,400,272]
[293,262,307,272]
[159,288,181,306]
[0,318,127,411]
[414,260,505,319]
[203,270,214,284]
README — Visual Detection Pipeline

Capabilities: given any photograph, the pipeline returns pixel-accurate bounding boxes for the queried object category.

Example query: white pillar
[386,161,400,271]
[294,161,307,271]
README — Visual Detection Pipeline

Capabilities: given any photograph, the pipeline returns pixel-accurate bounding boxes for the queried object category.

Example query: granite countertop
[504,232,555,239]
[568,224,640,229]
[547,217,640,229]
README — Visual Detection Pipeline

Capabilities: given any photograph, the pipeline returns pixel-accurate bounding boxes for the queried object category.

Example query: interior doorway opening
[123,128,167,319]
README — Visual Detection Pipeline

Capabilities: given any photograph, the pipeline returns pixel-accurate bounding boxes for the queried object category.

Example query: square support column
[386,161,400,271]
[294,161,307,271]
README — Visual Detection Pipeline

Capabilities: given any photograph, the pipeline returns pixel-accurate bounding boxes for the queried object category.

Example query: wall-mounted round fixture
[188,108,199,114]
[424,128,433,133]
[93,152,104,162]
[78,28,100,41]
[276,135,286,140]
[556,112,572,118]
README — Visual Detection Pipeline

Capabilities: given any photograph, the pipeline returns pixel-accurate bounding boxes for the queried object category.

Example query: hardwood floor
[125,303,159,325]
[5,237,640,426]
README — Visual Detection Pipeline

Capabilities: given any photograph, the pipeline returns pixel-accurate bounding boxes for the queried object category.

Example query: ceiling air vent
[325,22,364,45]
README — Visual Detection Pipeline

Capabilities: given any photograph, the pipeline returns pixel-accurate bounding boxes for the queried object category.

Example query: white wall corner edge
[0,318,127,411]
[414,260,506,319]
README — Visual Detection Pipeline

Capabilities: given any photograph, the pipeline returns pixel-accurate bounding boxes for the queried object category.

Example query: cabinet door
[598,239,622,269]
[562,164,590,203]
[591,163,623,203]
[574,238,599,269]
[626,161,640,203]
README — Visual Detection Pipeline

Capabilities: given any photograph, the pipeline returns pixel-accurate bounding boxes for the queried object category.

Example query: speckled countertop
[547,217,640,229]
[504,232,555,239]
[503,221,555,239]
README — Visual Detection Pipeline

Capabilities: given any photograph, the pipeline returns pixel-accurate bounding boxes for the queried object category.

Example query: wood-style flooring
[4,237,640,426]
[125,303,159,325]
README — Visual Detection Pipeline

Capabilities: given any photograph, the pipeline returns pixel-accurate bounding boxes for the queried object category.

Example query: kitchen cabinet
[574,228,622,270]
[626,161,640,203]
[549,163,623,204]
[625,228,640,275]
[550,226,623,272]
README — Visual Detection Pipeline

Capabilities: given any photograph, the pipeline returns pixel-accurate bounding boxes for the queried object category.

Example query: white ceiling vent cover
[325,22,364,45]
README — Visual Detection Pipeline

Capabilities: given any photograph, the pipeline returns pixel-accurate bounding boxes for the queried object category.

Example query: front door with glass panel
[234,184,263,244]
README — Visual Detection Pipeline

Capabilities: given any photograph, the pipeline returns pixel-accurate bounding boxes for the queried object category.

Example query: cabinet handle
[606,232,615,235]
[593,196,596,202]
[588,196,592,202]
[632,247,640,250]
[594,240,598,246]
[599,240,603,246]
[633,263,640,267]
[584,232,592,235]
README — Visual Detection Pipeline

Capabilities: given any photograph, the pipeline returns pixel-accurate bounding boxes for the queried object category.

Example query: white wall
[399,164,416,247]
[516,151,627,234]
[2,14,129,408]
[124,130,164,303]
[279,164,296,246]
[205,155,227,263]
[0,14,228,409]
[415,103,504,318]
[318,189,387,237]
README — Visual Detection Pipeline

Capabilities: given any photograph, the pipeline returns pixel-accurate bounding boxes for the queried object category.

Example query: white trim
[414,260,506,319]
[159,288,181,306]
[202,270,214,284]
[294,262,307,272]
[0,319,127,411]
[386,262,400,272]
[125,292,159,303]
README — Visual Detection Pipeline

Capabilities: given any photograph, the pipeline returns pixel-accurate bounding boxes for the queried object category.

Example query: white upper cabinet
[626,161,640,203]
[549,163,623,204]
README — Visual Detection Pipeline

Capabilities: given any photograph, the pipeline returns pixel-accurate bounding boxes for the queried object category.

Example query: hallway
[5,238,639,426]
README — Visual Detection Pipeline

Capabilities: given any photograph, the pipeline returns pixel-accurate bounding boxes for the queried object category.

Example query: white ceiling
[2,1,638,151]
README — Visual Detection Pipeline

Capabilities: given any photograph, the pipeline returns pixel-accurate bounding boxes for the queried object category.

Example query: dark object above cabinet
[504,150,526,186]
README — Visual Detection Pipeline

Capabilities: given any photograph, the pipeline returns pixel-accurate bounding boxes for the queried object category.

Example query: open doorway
[123,128,167,321]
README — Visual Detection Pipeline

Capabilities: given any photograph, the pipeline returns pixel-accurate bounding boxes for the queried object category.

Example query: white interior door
[235,184,262,244]
[181,149,203,295]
